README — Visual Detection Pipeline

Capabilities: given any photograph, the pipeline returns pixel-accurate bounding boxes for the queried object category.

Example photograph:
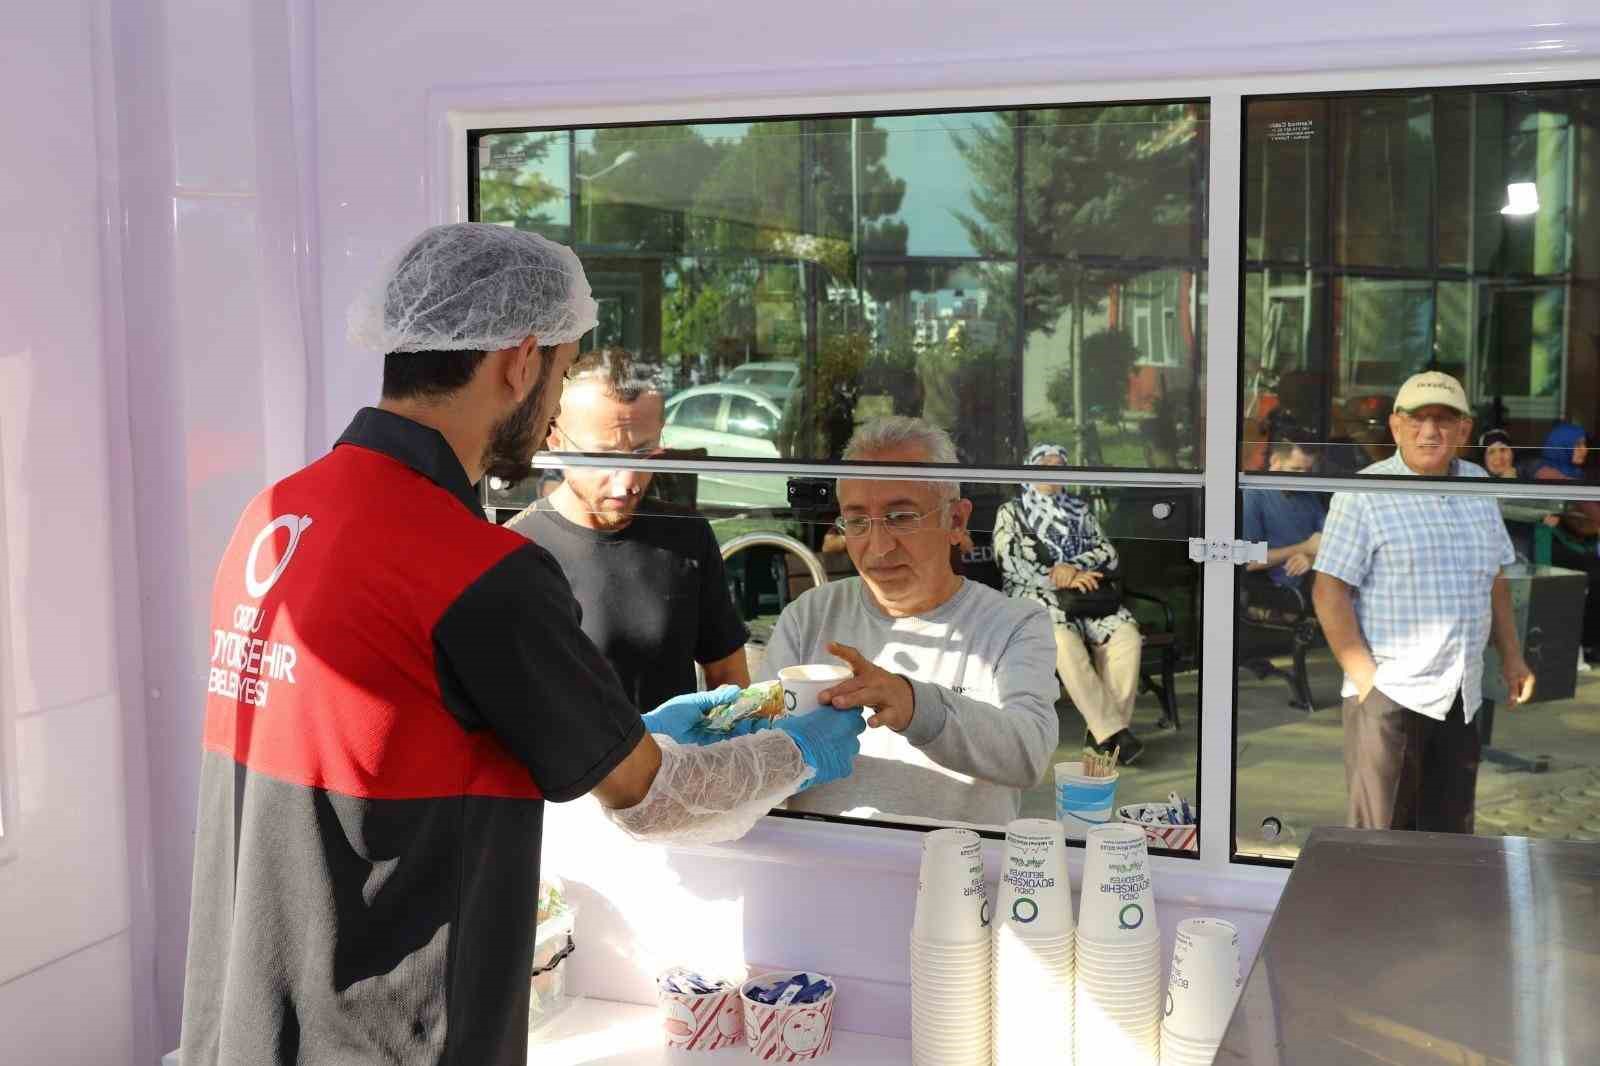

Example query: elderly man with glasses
[1313,371,1535,834]
[509,348,751,711]
[757,416,1060,827]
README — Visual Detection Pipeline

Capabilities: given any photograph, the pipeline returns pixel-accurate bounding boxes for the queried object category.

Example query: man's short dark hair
[381,345,558,401]
[1269,430,1317,463]
[565,348,666,404]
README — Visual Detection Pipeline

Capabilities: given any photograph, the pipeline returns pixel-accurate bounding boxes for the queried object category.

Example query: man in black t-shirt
[509,349,750,709]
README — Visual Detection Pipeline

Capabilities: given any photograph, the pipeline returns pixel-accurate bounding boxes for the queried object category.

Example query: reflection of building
[1019,268,1201,424]
[911,289,990,351]
[1241,88,1600,470]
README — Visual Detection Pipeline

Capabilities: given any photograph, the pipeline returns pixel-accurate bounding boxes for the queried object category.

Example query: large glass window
[1233,481,1600,860]
[486,466,1202,847]
[472,102,1210,470]
[1236,79,1600,864]
[1242,84,1600,475]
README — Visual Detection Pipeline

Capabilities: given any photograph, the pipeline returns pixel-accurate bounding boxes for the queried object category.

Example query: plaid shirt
[1314,454,1515,721]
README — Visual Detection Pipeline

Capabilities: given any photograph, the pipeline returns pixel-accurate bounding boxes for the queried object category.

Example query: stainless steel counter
[1218,828,1600,1065]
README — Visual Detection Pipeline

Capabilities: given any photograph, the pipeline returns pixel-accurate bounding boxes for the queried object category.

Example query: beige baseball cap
[1394,371,1470,415]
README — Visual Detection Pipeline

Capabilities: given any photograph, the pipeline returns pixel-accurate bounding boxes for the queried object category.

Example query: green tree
[953,104,1204,329]
[954,105,1205,461]
[1046,329,1139,420]
[477,132,566,234]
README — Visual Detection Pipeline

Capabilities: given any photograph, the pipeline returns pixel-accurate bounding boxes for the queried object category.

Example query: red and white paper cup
[657,980,745,1050]
[740,971,835,1061]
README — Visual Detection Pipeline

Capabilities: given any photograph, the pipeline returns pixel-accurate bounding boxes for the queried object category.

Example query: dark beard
[482,360,557,486]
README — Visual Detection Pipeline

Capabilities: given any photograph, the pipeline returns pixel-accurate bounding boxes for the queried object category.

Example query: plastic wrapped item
[528,897,577,1033]
[701,681,785,732]
[603,732,811,844]
[347,223,598,353]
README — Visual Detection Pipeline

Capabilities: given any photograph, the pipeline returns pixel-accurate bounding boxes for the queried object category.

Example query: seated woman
[993,444,1145,765]
[1528,422,1600,665]
[1481,428,1560,561]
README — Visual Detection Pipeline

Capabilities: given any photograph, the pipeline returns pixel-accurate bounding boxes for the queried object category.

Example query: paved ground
[1018,647,1600,860]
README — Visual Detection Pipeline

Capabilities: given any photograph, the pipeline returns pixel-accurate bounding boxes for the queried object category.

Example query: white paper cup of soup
[778,664,853,716]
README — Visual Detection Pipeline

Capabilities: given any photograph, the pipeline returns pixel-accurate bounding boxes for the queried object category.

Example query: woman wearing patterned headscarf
[992,444,1145,764]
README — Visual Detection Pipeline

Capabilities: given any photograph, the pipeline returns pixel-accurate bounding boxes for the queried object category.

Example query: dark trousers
[1343,689,1480,833]
[1549,537,1600,652]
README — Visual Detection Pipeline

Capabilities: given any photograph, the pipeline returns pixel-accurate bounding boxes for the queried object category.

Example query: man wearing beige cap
[1313,371,1534,832]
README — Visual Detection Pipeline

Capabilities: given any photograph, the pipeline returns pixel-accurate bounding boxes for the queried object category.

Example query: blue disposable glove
[775,708,866,792]
[641,685,741,745]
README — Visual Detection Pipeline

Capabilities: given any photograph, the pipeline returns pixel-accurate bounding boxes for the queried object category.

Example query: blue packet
[796,978,832,1004]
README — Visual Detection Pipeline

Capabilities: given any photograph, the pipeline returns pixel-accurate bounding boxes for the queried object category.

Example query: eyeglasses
[552,426,663,458]
[833,505,947,538]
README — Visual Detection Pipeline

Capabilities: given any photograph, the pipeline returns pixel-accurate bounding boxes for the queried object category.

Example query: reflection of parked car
[662,384,788,511]
[722,361,800,401]
[664,384,784,455]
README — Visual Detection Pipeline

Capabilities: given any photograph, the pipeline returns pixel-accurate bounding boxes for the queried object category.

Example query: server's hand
[775,708,866,792]
[641,685,741,744]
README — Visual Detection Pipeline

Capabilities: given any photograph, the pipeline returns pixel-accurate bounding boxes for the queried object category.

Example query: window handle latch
[1189,538,1268,565]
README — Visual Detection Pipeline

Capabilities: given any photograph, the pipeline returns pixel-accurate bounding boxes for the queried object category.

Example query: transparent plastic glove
[775,708,866,792]
[604,732,813,844]
[641,685,741,745]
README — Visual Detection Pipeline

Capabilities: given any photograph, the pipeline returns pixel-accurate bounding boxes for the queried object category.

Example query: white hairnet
[603,732,811,844]
[346,223,599,353]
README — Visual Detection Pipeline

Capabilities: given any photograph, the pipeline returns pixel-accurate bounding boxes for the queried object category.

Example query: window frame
[437,54,1600,885]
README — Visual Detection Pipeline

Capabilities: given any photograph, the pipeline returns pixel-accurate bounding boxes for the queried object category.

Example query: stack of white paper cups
[1075,824,1161,1066]
[1161,918,1242,1066]
[991,818,1075,1066]
[911,828,992,1066]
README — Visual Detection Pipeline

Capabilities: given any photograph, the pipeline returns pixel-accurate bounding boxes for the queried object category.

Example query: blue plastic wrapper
[658,967,732,996]
[744,973,832,1006]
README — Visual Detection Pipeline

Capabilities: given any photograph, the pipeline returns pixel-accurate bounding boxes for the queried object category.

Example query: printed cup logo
[245,514,314,599]
[980,899,992,927]
[1011,897,1038,924]
[781,1009,827,1054]
[1165,990,1174,1017]
[785,689,797,712]
[716,998,742,1038]
[1118,902,1144,930]
[662,1000,696,1038]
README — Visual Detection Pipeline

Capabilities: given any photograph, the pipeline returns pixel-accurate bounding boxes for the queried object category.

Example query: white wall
[110,0,321,1055]
[0,0,318,1061]
[0,2,141,1063]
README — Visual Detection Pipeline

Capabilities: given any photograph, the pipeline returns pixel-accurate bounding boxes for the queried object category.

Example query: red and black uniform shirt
[180,408,645,1066]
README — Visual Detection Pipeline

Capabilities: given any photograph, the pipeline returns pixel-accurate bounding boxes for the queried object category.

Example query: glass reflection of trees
[471,103,1209,469]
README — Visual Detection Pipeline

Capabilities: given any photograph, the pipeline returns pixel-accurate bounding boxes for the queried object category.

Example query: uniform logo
[245,514,314,599]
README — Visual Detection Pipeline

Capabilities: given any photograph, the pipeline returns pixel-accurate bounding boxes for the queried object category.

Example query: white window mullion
[1199,93,1245,873]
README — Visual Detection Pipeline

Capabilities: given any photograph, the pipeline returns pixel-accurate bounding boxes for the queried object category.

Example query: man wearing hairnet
[180,223,865,1066]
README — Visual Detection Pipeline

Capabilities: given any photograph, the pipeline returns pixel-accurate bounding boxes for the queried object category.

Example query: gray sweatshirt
[756,577,1059,829]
